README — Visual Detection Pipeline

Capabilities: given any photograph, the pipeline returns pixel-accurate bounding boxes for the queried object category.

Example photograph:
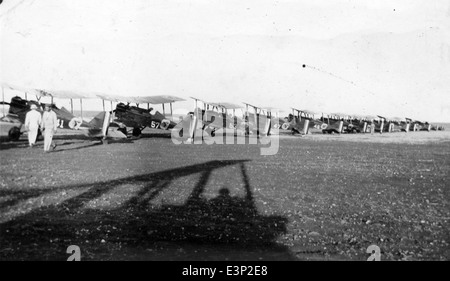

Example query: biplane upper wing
[365,115,378,121]
[95,94,130,103]
[300,109,318,116]
[292,108,319,117]
[97,94,185,105]
[242,102,260,109]
[390,117,404,122]
[1,82,41,96]
[208,102,243,110]
[261,106,280,112]
[133,95,186,104]
[36,89,95,99]
[329,112,350,119]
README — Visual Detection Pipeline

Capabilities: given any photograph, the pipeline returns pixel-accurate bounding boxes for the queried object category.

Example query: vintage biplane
[405,118,436,132]
[188,97,245,136]
[96,94,185,137]
[170,98,247,142]
[319,113,355,134]
[430,123,445,131]
[1,83,127,142]
[370,116,388,133]
[376,116,409,133]
[388,117,408,132]
[345,114,370,133]
[242,102,275,137]
[284,108,329,135]
[405,118,423,132]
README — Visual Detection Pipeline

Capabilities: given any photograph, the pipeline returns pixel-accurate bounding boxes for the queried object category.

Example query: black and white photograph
[0,0,449,266]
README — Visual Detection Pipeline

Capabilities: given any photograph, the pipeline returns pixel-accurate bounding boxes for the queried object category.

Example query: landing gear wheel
[8,127,20,141]
[132,127,142,137]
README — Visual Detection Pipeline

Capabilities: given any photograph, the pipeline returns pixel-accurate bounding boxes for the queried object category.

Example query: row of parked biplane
[0,83,445,143]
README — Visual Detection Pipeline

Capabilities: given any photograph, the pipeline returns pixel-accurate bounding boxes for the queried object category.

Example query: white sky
[1,0,449,121]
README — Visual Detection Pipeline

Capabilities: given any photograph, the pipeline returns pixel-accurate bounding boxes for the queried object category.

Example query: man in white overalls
[42,104,58,152]
[24,103,42,147]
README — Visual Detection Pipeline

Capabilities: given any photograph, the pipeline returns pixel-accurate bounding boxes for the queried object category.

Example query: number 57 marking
[151,121,160,129]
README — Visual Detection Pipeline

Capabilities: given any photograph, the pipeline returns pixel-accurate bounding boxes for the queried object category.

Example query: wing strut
[80,99,83,120]
[2,86,5,117]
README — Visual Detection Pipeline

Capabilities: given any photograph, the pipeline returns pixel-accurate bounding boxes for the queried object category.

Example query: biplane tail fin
[85,111,126,139]
[88,111,107,129]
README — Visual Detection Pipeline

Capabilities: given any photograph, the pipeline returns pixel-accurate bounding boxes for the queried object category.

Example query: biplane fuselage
[320,116,350,134]
[113,103,177,135]
[285,115,328,134]
[386,121,406,132]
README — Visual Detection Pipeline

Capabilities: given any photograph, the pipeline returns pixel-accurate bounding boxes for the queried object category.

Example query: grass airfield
[0,129,449,260]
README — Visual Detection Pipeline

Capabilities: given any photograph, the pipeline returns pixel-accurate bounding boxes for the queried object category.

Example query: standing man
[24,103,42,148]
[42,104,58,152]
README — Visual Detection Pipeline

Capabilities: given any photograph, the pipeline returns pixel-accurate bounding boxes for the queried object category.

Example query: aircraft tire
[8,127,21,141]
[132,127,141,137]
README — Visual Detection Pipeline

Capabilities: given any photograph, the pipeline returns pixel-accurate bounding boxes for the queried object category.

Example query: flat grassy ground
[0,129,449,260]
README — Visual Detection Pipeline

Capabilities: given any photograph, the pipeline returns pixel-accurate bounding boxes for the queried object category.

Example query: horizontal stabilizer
[106,129,127,139]
[84,127,127,139]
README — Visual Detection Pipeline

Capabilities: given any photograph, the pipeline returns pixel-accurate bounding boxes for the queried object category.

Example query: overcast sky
[1,0,449,121]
